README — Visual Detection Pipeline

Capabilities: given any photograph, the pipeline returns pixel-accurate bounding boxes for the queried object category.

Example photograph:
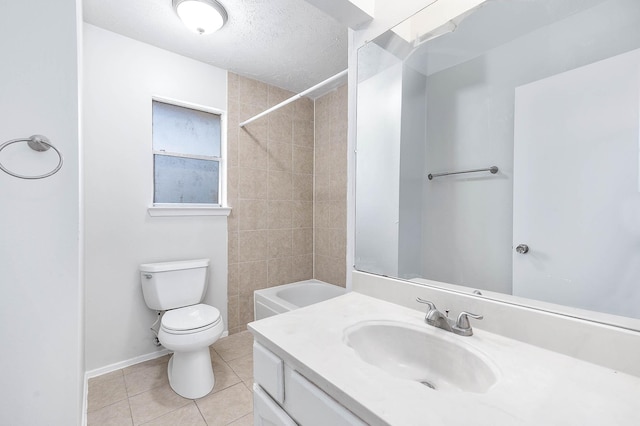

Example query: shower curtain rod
[239,69,348,128]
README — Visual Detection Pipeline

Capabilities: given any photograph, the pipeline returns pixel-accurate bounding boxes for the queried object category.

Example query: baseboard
[85,348,171,379]
[85,330,229,379]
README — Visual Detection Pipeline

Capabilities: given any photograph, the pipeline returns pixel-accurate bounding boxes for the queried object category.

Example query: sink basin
[343,320,499,393]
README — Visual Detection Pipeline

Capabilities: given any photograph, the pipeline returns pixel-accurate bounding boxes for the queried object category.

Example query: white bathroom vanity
[248,292,640,425]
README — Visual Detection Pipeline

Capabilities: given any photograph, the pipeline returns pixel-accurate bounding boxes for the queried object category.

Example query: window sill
[147,205,232,217]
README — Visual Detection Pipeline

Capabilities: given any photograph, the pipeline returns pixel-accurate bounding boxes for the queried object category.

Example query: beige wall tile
[314,201,328,229]
[291,254,313,282]
[268,86,295,115]
[314,227,331,258]
[238,260,268,293]
[268,257,293,286]
[238,290,255,325]
[238,230,268,262]
[292,173,313,201]
[327,227,347,260]
[331,169,348,201]
[267,141,293,172]
[227,166,239,203]
[238,103,268,136]
[238,76,268,109]
[228,72,239,102]
[314,253,346,287]
[267,171,293,201]
[268,111,293,143]
[238,168,267,200]
[314,172,331,202]
[293,119,314,148]
[294,97,314,121]
[267,200,293,229]
[268,229,293,259]
[328,200,347,229]
[314,254,332,284]
[314,145,331,174]
[228,131,239,169]
[228,262,239,297]
[228,209,239,235]
[293,145,314,174]
[229,325,247,335]
[313,85,348,288]
[228,231,238,264]
[237,199,268,231]
[292,228,313,255]
[238,131,268,170]
[292,201,313,228]
[227,294,239,331]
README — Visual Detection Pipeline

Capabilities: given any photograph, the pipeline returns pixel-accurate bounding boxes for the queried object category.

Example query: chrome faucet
[416,298,483,336]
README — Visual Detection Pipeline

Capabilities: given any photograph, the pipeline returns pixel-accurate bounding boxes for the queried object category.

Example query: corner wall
[226,74,315,333]
[0,0,83,423]
[314,85,349,286]
[83,24,229,371]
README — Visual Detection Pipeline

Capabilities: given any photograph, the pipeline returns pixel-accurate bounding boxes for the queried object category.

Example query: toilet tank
[140,259,210,310]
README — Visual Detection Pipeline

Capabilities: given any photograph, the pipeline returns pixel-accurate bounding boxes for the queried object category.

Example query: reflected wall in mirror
[355,0,640,326]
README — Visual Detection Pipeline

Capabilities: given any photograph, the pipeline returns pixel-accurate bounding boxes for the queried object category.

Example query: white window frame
[147,96,230,217]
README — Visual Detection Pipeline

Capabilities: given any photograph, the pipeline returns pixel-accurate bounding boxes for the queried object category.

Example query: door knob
[515,244,529,254]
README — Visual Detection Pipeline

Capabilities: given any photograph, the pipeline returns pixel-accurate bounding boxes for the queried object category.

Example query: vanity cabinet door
[284,367,367,426]
[254,342,285,404]
[253,384,297,426]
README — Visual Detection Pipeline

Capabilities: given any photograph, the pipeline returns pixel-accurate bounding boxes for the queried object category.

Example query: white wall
[83,24,229,371]
[0,0,83,424]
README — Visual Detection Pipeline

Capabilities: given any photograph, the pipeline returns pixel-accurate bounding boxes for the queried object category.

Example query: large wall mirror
[355,0,640,330]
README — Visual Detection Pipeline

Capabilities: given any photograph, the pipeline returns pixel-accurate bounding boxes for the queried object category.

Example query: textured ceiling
[83,0,348,94]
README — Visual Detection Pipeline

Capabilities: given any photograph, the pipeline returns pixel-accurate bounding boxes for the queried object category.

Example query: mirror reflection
[355,0,640,323]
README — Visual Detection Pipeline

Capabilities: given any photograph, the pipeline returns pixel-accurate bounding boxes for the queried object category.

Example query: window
[151,100,224,207]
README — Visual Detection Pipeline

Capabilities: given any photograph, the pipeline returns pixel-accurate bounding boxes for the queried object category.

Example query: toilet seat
[162,304,221,335]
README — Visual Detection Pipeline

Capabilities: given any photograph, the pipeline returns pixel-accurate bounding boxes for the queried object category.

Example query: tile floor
[87,331,254,426]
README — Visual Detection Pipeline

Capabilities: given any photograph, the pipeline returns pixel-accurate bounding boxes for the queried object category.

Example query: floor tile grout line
[194,398,210,426]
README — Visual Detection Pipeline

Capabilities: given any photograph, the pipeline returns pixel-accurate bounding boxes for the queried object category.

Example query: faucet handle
[455,311,483,330]
[416,297,437,311]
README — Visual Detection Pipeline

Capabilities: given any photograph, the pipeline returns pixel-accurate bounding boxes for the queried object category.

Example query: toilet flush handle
[144,274,152,279]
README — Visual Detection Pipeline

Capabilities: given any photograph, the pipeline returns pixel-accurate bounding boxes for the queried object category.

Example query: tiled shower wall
[227,74,348,333]
[314,86,348,287]
[227,73,315,334]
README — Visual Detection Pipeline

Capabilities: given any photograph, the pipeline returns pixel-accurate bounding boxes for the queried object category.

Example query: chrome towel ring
[0,135,63,179]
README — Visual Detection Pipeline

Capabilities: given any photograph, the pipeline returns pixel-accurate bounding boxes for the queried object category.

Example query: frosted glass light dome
[173,0,228,35]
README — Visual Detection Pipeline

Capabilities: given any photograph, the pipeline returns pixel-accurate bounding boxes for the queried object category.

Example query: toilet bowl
[159,304,224,399]
[139,259,224,399]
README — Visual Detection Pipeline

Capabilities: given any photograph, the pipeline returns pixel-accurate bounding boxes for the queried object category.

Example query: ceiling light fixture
[172,0,228,35]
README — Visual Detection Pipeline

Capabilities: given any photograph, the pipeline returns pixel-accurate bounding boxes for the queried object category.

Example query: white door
[513,49,640,319]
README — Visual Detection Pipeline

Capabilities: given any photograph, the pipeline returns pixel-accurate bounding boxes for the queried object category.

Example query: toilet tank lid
[139,259,210,273]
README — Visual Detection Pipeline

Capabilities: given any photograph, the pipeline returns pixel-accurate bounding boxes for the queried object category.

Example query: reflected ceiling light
[172,0,228,35]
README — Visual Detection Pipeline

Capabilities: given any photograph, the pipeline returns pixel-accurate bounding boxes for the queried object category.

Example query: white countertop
[248,292,640,426]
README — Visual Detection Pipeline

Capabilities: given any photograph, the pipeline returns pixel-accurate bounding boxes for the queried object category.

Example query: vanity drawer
[253,342,285,404]
[284,367,367,426]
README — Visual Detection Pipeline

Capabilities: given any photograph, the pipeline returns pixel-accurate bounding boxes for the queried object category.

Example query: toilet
[139,258,224,399]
